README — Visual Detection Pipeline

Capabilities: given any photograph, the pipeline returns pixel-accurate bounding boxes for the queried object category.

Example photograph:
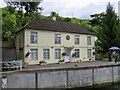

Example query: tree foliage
[2,6,17,41]
[95,3,120,52]
[6,1,43,16]
[90,13,105,27]
[2,1,43,41]
[2,7,96,41]
[3,1,120,55]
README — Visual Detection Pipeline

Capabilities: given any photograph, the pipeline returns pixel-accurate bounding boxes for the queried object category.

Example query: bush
[59,59,64,63]
[77,60,81,62]
[72,53,76,57]
[39,60,46,65]
[62,52,66,56]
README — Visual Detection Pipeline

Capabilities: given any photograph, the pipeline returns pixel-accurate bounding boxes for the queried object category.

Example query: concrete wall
[0,79,1,90]
[0,73,2,90]
[16,30,24,60]
[94,67,113,85]
[2,65,120,88]
[68,69,93,88]
[7,73,35,88]
[113,66,120,82]
[37,71,67,88]
[2,48,16,61]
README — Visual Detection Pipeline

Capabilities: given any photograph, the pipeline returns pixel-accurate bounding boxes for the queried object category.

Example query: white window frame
[75,49,80,58]
[75,35,80,44]
[55,34,61,44]
[87,49,92,58]
[87,36,91,45]
[55,49,61,59]
[30,32,38,44]
[30,49,38,60]
[43,49,50,60]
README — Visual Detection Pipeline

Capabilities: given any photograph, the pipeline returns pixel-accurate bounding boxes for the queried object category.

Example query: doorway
[65,49,71,62]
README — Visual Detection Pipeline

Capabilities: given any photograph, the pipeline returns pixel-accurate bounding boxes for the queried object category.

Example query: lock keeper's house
[15,18,95,65]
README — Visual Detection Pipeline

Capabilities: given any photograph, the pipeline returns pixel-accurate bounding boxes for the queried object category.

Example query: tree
[2,1,43,41]
[6,1,43,16]
[2,6,17,41]
[96,3,120,52]
[90,13,105,27]
[49,11,62,21]
[5,1,43,28]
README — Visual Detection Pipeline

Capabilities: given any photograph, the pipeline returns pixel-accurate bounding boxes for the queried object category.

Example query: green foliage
[95,3,120,52]
[6,1,43,16]
[79,20,93,30]
[2,6,96,42]
[2,6,17,41]
[2,1,43,41]
[3,2,120,55]
[71,17,81,24]
[47,11,62,21]
[90,13,105,27]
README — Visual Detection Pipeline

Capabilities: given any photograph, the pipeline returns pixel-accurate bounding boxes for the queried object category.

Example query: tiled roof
[24,18,95,35]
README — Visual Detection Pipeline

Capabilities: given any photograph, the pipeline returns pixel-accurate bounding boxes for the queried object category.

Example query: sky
[0,0,119,19]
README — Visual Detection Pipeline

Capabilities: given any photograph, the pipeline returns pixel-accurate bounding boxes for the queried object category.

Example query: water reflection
[69,84,120,90]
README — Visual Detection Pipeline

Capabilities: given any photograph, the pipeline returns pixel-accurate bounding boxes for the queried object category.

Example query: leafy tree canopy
[6,1,43,16]
[91,3,120,52]
[2,1,43,41]
[2,6,18,41]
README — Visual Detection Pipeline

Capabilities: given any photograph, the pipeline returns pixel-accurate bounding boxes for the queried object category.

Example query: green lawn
[102,57,108,61]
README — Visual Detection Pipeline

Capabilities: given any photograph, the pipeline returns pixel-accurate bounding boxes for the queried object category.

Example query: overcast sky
[0,0,119,19]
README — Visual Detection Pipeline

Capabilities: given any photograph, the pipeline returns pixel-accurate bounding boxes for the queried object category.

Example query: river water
[69,83,120,90]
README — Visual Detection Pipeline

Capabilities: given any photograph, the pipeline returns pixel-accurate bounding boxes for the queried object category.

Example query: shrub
[72,53,76,57]
[62,52,66,56]
[59,59,64,63]
[77,60,81,62]
[39,60,46,65]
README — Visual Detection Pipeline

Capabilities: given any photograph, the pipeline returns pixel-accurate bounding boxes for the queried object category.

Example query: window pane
[87,36,91,45]
[55,34,61,44]
[30,32,38,43]
[55,49,61,59]
[75,49,80,58]
[43,49,50,59]
[87,49,91,58]
[75,35,79,44]
[30,49,38,60]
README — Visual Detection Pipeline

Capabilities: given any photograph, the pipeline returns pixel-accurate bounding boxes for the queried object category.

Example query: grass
[102,57,108,61]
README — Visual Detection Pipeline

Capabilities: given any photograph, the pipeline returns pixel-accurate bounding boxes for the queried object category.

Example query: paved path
[23,60,119,71]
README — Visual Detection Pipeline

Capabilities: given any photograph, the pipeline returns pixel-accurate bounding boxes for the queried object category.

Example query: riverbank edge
[1,62,120,88]
[2,62,120,75]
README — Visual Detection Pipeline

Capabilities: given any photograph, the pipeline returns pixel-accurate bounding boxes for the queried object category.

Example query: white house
[15,18,95,65]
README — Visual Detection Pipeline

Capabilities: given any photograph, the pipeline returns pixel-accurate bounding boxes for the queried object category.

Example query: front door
[65,49,71,62]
